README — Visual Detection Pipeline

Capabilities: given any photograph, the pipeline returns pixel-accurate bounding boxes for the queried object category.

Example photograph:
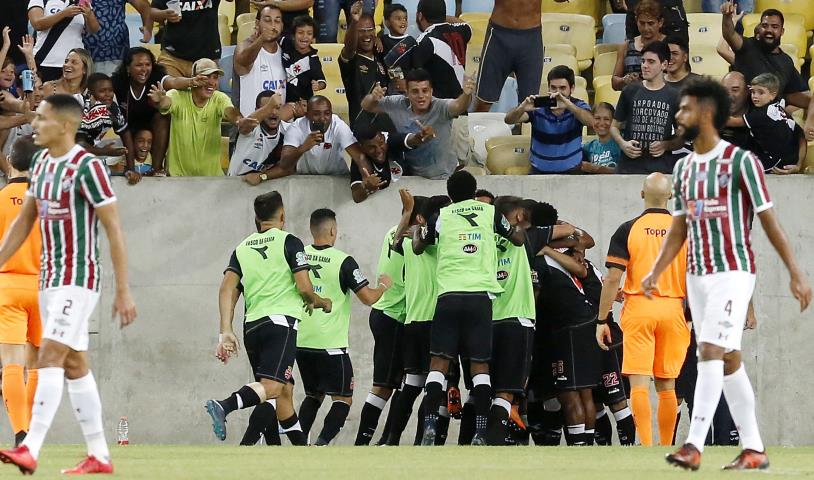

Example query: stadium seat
[684,0,703,13]
[236,22,254,44]
[143,43,162,58]
[756,0,814,31]
[462,165,489,176]
[688,44,730,78]
[547,43,578,57]
[743,13,807,59]
[485,135,531,175]
[602,14,627,44]
[593,75,621,107]
[461,0,494,13]
[809,75,813,92]
[322,86,350,124]
[218,0,235,31]
[542,0,601,24]
[593,50,617,77]
[686,13,724,46]
[315,43,344,86]
[781,43,804,72]
[465,44,483,77]
[459,12,490,23]
[541,53,579,82]
[219,55,233,94]
[594,43,618,57]
[462,15,490,44]
[468,113,513,165]
[541,13,596,72]
[236,12,255,29]
[218,14,231,46]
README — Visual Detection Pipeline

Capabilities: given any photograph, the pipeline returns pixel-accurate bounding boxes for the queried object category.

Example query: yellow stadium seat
[315,43,344,84]
[218,0,235,30]
[684,0,703,13]
[593,51,617,77]
[143,43,162,58]
[742,13,807,58]
[688,44,730,78]
[687,13,724,46]
[809,76,813,92]
[541,13,596,72]
[469,113,513,164]
[756,0,814,31]
[547,43,578,57]
[125,2,137,14]
[466,18,490,45]
[462,165,489,176]
[806,141,814,174]
[466,44,483,77]
[218,14,231,46]
[780,43,804,72]
[236,22,254,44]
[322,86,350,124]
[459,12,490,23]
[236,12,256,28]
[593,75,620,107]
[542,0,601,24]
[594,43,619,57]
[220,136,230,171]
[541,53,579,82]
[485,135,531,175]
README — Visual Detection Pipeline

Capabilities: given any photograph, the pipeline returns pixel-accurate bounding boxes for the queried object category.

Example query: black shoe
[471,433,486,446]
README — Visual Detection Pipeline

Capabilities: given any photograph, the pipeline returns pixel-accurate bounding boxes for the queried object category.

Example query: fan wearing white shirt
[228,90,290,183]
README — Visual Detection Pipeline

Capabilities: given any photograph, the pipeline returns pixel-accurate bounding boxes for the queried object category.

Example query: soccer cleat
[447,387,463,419]
[205,400,228,441]
[665,443,702,471]
[722,449,770,470]
[470,433,486,446]
[509,405,526,430]
[420,422,436,446]
[0,445,37,475]
[61,456,113,474]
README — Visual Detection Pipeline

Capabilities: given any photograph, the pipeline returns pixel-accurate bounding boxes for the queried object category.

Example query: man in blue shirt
[504,65,593,174]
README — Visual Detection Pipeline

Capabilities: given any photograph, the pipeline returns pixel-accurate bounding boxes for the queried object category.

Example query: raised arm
[361,82,386,113]
[505,95,534,125]
[81,4,100,34]
[542,246,587,278]
[448,76,474,116]
[720,0,743,52]
[95,202,137,327]
[341,1,364,61]
[234,34,265,77]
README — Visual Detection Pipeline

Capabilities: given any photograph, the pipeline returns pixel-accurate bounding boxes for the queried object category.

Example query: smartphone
[309,120,326,134]
[534,96,556,108]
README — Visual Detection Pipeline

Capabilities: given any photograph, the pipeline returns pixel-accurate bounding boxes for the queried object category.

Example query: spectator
[361,68,472,179]
[28,0,100,82]
[340,2,390,130]
[411,0,471,99]
[727,72,804,174]
[42,48,93,103]
[250,0,314,35]
[720,71,750,149]
[235,5,288,117]
[112,46,195,176]
[720,3,814,140]
[380,3,410,54]
[664,36,701,89]
[314,0,374,43]
[151,0,230,77]
[380,3,413,94]
[611,40,683,174]
[4,34,40,99]
[76,72,141,184]
[228,90,288,181]
[504,65,593,175]
[132,128,153,174]
[269,95,372,178]
[84,0,152,75]
[149,58,257,176]
[281,15,326,103]
[613,0,666,91]
[582,102,620,174]
[0,0,28,67]
[624,0,689,45]
[474,189,494,204]
[704,0,752,13]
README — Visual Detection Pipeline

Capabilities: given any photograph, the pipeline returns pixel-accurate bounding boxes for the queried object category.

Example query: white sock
[67,372,110,464]
[596,409,607,420]
[492,397,512,415]
[613,407,632,422]
[723,365,764,452]
[365,392,387,410]
[22,367,65,459]
[685,360,724,452]
[567,424,585,435]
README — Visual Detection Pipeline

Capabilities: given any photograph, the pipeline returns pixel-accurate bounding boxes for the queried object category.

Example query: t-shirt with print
[77,98,128,146]
[28,0,86,68]
[614,82,680,174]
[377,95,457,179]
[339,52,389,124]
[733,38,806,96]
[411,22,471,99]
[348,131,409,190]
[83,0,128,63]
[153,0,221,61]
[743,99,800,171]
[281,36,326,103]
[161,89,233,176]
[283,114,357,175]
[238,46,287,117]
[228,122,289,175]
[582,138,620,170]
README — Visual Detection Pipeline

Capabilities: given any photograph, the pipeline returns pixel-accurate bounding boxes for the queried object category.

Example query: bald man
[595,173,689,447]
[720,72,751,149]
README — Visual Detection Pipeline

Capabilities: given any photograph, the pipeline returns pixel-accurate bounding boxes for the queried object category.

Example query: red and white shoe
[0,445,37,475]
[722,449,770,470]
[665,443,702,471]
[61,456,114,475]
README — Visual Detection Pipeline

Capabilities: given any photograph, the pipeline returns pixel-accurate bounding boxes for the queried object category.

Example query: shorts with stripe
[244,315,298,384]
[369,308,404,389]
[475,22,544,103]
[620,295,690,378]
[297,347,354,397]
[0,274,42,346]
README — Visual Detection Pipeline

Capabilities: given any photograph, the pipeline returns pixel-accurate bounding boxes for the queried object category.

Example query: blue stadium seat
[219,54,234,94]
[489,77,518,113]
[602,14,626,44]
[461,0,494,13]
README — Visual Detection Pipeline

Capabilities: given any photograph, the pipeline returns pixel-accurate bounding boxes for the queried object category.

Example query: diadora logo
[462,244,478,254]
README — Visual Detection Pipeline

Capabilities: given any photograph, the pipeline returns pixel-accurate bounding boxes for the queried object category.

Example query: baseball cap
[191,58,225,77]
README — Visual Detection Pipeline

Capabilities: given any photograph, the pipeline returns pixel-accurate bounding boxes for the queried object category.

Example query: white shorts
[39,286,100,352]
[686,271,755,351]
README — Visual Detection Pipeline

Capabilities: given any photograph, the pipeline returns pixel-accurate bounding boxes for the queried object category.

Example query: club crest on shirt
[61,178,74,191]
[717,172,730,187]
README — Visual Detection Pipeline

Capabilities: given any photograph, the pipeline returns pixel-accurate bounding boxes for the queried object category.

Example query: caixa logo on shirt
[462,244,478,254]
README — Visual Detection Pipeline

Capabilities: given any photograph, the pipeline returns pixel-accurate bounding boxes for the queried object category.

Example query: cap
[191,58,224,77]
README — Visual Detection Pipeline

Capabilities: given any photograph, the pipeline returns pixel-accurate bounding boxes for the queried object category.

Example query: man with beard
[235,6,288,117]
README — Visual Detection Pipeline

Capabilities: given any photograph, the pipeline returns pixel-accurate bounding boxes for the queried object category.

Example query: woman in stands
[41,48,93,104]
[612,0,667,91]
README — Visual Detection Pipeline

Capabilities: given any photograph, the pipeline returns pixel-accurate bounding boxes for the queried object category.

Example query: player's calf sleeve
[584,428,595,445]
[657,390,678,446]
[241,401,277,446]
[220,385,262,415]
[722,365,764,452]
[537,399,563,446]
[279,414,307,446]
[686,360,724,452]
[434,407,450,445]
[386,383,422,445]
[298,395,323,436]
[613,407,636,446]
[485,397,511,445]
[316,400,351,445]
[471,374,492,436]
[630,385,653,446]
[376,389,400,445]
[594,410,612,445]
[355,393,387,445]
[67,372,109,463]
[458,400,476,445]
[22,367,64,459]
[421,371,446,430]
[565,424,586,446]
[25,368,38,430]
[3,364,28,436]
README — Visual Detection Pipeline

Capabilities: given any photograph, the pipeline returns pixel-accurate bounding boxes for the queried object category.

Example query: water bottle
[116,417,129,445]
[166,0,182,18]
[21,70,34,93]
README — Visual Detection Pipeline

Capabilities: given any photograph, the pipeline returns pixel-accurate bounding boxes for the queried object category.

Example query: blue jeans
[314,0,376,43]
[702,0,753,13]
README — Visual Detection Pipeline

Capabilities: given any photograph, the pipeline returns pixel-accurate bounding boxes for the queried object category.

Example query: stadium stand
[686,13,724,46]
[742,13,808,60]
[485,135,532,175]
[541,13,596,71]
[602,13,627,44]
[756,0,814,31]
[461,0,495,13]
[469,112,513,165]
[688,44,731,78]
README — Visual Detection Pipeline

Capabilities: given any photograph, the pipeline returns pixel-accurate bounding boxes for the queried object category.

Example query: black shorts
[595,347,627,406]
[430,293,493,363]
[296,348,354,397]
[402,321,432,374]
[244,316,298,384]
[528,321,556,400]
[475,22,544,103]
[369,309,404,389]
[551,319,601,391]
[491,319,534,394]
[675,328,698,401]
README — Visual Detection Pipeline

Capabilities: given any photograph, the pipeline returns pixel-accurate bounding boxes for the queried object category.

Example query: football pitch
[3,445,813,479]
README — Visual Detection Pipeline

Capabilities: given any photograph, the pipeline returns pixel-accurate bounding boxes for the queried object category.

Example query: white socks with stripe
[686,360,724,452]
[67,372,110,464]
[723,365,764,452]
[23,367,64,459]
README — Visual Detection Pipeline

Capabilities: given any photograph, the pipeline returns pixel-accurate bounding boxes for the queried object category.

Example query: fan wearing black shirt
[720,71,751,149]
[250,0,314,34]
[380,3,415,94]
[151,0,227,77]
[281,16,327,103]
[411,0,472,100]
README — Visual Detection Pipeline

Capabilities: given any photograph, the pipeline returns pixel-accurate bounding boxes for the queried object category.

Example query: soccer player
[0,136,42,447]
[414,170,526,445]
[596,173,690,446]
[644,77,812,470]
[297,208,392,446]
[205,192,331,446]
[0,94,137,475]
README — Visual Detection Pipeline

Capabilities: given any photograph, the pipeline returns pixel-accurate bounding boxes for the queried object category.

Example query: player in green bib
[205,192,331,446]
[296,209,392,446]
[413,171,526,446]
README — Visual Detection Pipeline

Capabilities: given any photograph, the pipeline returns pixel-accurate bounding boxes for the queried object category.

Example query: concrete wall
[1,175,812,446]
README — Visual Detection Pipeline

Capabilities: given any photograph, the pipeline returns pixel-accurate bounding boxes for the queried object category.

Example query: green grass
[2,445,812,479]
